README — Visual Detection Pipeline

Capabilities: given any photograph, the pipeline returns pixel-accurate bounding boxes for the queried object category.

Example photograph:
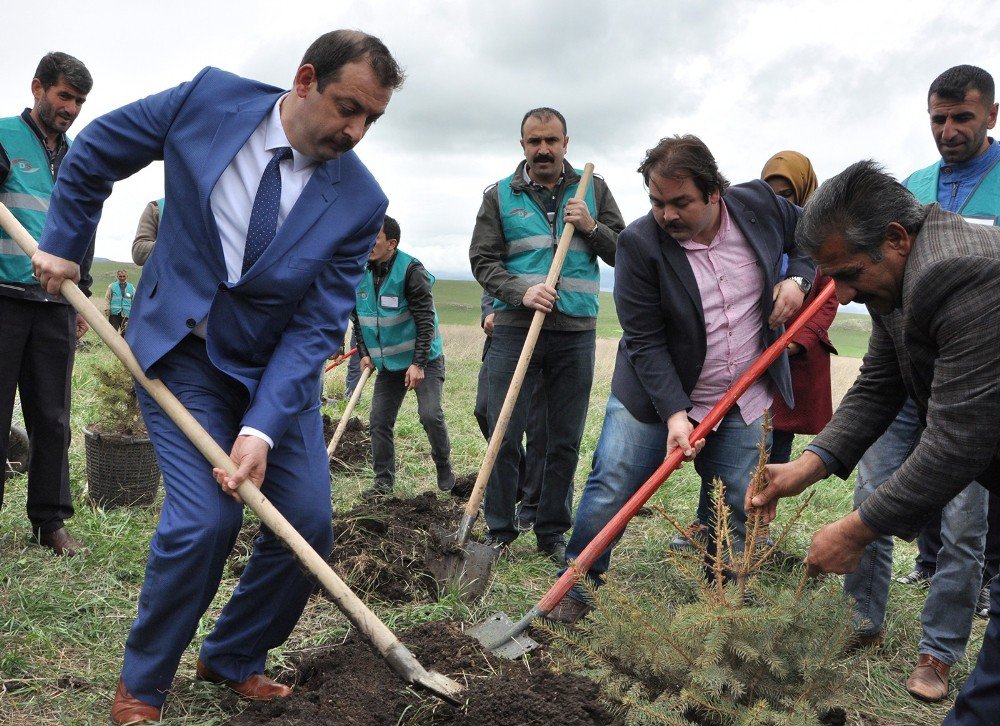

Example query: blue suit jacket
[611,180,814,424]
[39,68,387,444]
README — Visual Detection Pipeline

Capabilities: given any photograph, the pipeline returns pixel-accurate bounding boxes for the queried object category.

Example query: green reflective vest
[109,281,135,315]
[356,250,443,371]
[0,116,68,283]
[906,155,1000,223]
[494,171,601,317]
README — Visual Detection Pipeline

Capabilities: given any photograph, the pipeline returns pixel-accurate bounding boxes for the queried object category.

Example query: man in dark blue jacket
[549,134,813,623]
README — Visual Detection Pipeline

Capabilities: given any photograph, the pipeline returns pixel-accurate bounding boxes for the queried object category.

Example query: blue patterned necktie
[242,146,293,275]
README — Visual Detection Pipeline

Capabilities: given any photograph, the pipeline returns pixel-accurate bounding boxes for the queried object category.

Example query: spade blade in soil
[424,526,497,602]
[467,612,540,659]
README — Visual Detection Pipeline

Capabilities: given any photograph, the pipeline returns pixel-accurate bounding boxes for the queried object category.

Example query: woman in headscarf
[761,151,838,464]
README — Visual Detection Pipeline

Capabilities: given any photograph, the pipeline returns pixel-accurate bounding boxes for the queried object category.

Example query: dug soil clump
[226,620,613,725]
[328,491,465,603]
[324,415,371,470]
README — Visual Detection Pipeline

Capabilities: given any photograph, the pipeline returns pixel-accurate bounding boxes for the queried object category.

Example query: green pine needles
[90,357,146,436]
[548,415,854,725]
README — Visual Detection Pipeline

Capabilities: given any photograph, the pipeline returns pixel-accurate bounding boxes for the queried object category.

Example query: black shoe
[361,482,392,501]
[482,534,512,554]
[977,576,995,618]
[669,521,708,551]
[436,463,456,492]
[544,597,594,625]
[844,629,885,654]
[537,540,566,563]
[895,569,932,587]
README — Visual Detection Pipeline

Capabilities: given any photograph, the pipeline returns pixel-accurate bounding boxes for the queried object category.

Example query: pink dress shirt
[679,201,772,427]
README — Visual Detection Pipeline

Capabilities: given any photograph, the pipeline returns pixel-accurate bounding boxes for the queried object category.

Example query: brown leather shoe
[906,653,950,702]
[36,527,85,556]
[111,678,161,724]
[196,659,292,700]
[544,597,594,625]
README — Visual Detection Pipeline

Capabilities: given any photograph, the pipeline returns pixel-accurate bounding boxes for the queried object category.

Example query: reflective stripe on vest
[906,157,1000,224]
[0,116,65,284]
[494,171,601,317]
[356,249,443,371]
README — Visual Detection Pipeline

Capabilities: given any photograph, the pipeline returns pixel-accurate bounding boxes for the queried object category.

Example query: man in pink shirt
[548,134,813,624]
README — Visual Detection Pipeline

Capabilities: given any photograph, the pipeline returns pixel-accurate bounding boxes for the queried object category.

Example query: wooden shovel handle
[0,204,416,664]
[327,366,372,457]
[463,163,596,521]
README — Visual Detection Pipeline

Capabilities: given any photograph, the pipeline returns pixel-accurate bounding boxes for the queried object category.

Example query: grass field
[7,273,969,725]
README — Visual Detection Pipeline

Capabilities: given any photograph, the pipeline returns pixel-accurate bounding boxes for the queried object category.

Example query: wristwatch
[787,275,812,294]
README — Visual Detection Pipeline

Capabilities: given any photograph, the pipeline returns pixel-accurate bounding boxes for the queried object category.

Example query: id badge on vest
[963,214,997,226]
[380,295,400,309]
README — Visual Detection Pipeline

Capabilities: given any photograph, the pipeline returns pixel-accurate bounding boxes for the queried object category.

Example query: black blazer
[611,180,814,424]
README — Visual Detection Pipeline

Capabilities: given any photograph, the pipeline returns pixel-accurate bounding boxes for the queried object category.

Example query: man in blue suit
[32,30,403,724]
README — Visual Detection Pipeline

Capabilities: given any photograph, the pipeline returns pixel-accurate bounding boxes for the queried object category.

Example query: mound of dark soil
[328,491,465,603]
[323,415,371,470]
[226,620,613,725]
[450,472,477,500]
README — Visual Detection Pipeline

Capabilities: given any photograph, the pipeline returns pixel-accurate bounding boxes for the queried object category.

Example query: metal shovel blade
[467,612,540,659]
[411,669,465,706]
[424,527,497,602]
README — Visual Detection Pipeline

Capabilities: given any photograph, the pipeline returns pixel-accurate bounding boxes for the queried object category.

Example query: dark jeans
[485,326,594,545]
[944,574,1000,723]
[370,355,450,488]
[768,429,795,465]
[344,331,361,398]
[109,313,128,333]
[0,297,75,532]
[474,337,547,525]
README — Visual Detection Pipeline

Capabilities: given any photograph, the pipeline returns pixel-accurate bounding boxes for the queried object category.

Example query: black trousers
[0,296,75,532]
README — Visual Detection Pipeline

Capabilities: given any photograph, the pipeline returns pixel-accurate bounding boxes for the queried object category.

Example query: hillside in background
[93,264,869,355]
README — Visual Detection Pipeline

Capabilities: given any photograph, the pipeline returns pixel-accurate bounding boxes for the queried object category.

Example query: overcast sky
[4,0,1000,299]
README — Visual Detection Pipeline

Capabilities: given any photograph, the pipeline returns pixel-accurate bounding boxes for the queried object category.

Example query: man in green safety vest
[470,107,625,561]
[0,52,94,556]
[352,214,455,499]
[104,269,136,332]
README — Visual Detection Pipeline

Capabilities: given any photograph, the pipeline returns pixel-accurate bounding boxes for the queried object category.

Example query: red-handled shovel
[470,279,838,658]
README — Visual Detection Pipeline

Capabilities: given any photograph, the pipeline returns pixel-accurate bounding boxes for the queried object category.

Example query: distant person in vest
[0,51,94,557]
[843,64,1000,704]
[131,197,163,266]
[104,269,135,331]
[352,214,455,499]
[470,106,625,561]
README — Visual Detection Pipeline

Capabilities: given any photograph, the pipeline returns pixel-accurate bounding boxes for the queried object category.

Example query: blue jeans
[485,326,594,545]
[563,394,768,601]
[844,398,987,665]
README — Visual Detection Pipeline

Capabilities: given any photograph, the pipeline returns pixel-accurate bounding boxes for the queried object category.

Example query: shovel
[425,164,596,602]
[327,366,372,458]
[0,204,463,705]
[469,279,838,658]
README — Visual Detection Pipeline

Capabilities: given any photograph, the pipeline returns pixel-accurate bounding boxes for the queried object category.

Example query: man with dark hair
[470,107,624,560]
[0,51,93,558]
[833,65,1000,704]
[751,159,1000,724]
[547,134,813,624]
[30,30,402,723]
[351,214,454,499]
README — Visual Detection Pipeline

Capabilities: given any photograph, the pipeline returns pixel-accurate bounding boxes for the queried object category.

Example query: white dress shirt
[202,93,319,447]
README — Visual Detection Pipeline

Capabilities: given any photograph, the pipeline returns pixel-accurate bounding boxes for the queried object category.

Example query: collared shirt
[935,137,1000,213]
[679,201,772,426]
[202,94,319,446]
[209,93,320,285]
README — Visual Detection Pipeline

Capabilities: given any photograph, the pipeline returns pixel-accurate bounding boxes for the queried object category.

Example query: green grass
[3,312,948,726]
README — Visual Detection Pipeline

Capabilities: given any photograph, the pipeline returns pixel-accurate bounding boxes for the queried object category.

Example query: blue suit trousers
[123,336,333,707]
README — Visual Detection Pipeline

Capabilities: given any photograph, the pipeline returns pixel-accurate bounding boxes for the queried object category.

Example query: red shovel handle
[326,346,358,372]
[538,279,837,613]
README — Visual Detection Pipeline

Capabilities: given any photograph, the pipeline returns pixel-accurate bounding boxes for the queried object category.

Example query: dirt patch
[324,415,371,470]
[328,492,465,603]
[450,472,477,500]
[225,620,613,725]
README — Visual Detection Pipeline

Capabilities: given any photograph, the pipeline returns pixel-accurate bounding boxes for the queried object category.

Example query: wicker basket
[83,426,160,509]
